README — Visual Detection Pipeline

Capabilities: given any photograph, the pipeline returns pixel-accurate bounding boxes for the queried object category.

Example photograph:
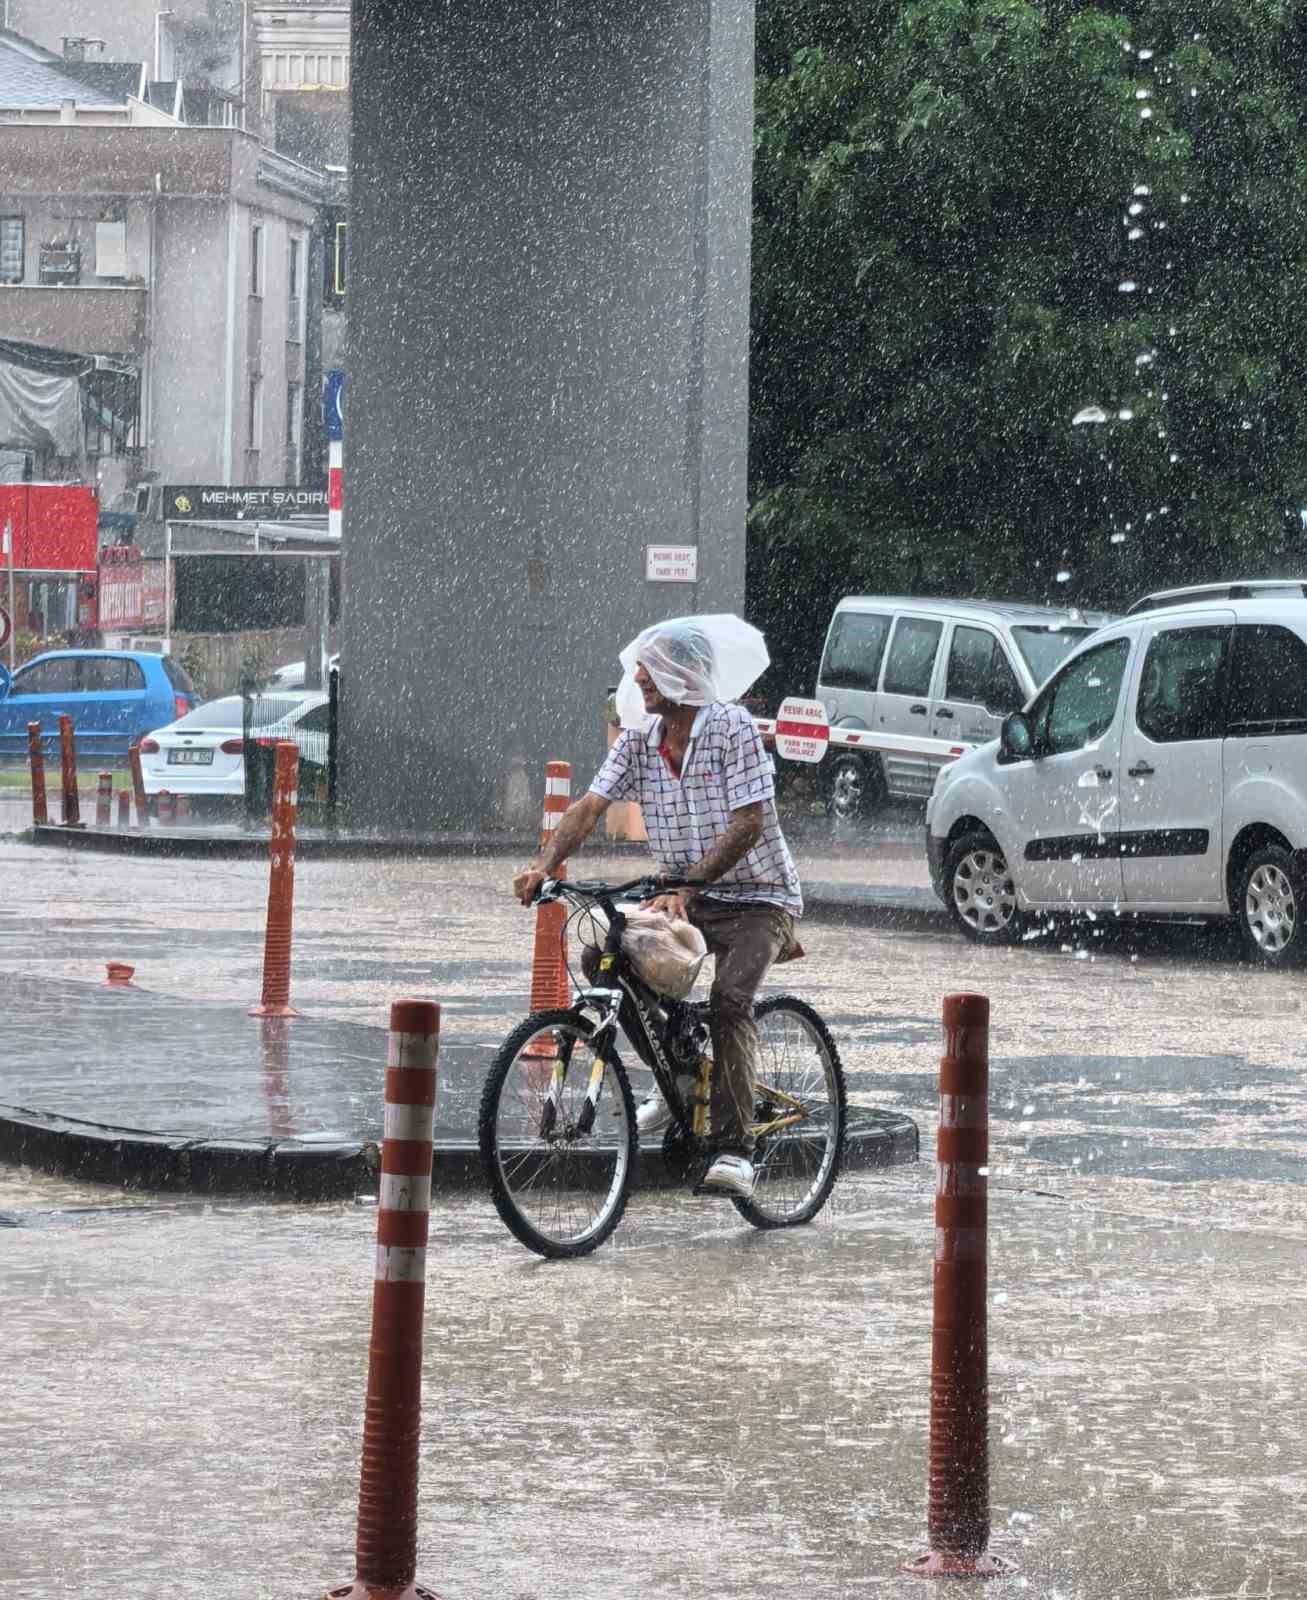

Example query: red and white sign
[773,697,830,763]
[645,543,698,584]
[142,560,168,628]
[97,544,145,630]
[328,439,343,540]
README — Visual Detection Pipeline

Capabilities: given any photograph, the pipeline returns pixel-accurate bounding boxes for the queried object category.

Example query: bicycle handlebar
[533,874,690,906]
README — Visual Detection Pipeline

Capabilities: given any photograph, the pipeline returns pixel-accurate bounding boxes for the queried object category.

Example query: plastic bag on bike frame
[578,906,708,1000]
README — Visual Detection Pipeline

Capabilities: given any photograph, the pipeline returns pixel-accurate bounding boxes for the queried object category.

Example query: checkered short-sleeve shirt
[590,702,803,915]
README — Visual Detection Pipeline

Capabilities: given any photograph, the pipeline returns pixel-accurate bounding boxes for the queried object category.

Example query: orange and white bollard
[58,714,81,828]
[524,761,572,1070]
[903,993,1015,1580]
[249,741,300,1018]
[117,789,131,828]
[322,999,443,1600]
[95,771,112,827]
[128,742,149,828]
[27,721,48,827]
[105,961,135,987]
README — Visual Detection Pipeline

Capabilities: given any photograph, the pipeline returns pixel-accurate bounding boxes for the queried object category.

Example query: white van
[815,596,1107,819]
[926,594,1307,964]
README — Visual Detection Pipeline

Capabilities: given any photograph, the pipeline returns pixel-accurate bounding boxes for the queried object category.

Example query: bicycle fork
[538,988,622,1141]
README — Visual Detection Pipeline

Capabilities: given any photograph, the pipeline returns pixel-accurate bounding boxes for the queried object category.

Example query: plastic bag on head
[615,613,770,730]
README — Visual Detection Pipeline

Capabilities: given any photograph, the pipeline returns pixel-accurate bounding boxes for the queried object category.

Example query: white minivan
[815,596,1108,819]
[926,593,1307,964]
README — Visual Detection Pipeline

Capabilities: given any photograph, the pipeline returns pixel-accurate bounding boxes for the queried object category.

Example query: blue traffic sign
[324,370,345,441]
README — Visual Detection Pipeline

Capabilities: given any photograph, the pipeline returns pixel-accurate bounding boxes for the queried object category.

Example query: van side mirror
[1000,711,1034,761]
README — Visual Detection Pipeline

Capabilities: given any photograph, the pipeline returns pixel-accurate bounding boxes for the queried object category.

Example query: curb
[0,1103,917,1202]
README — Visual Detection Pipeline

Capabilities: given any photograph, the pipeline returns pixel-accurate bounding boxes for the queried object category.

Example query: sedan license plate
[168,748,214,766]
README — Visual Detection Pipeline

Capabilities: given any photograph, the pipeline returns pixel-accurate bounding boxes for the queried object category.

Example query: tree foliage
[749,0,1307,696]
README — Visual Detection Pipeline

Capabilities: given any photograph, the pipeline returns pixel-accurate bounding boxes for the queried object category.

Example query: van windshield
[1011,625,1095,687]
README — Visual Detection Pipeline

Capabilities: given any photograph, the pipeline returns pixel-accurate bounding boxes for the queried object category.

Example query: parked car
[813,596,1113,820]
[1126,578,1307,615]
[0,649,195,759]
[138,690,329,799]
[268,653,340,688]
[926,593,1307,964]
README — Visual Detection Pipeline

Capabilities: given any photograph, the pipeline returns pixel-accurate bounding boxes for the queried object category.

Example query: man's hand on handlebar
[513,864,548,906]
[642,882,696,919]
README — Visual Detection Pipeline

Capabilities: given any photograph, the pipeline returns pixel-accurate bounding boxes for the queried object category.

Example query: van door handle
[936,707,954,720]
[1127,761,1155,778]
[910,703,927,716]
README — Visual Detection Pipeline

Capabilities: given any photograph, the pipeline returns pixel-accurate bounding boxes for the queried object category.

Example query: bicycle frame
[531,875,811,1151]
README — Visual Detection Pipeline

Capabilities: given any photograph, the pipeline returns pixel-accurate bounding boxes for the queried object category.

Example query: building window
[247,376,263,450]
[250,222,263,296]
[1,217,25,283]
[286,381,302,458]
[288,236,303,341]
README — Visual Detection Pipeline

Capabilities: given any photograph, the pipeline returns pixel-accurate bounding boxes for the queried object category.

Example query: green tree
[749,0,1307,698]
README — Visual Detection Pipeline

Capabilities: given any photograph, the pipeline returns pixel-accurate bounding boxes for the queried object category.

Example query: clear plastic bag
[578,906,708,999]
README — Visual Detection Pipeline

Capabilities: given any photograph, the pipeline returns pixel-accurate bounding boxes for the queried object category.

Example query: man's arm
[514,791,610,904]
[687,801,764,885]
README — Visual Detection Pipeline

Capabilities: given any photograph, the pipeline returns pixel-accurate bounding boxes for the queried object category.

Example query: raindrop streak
[1117,408,1135,421]
[1056,570,1072,583]
[1118,281,1138,293]
[1133,184,1151,196]
[1128,201,1145,215]
[1072,405,1109,426]
[1127,227,1144,240]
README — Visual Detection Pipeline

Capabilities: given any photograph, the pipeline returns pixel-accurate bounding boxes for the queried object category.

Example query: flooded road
[3,840,1307,1596]
[4,1159,1305,1599]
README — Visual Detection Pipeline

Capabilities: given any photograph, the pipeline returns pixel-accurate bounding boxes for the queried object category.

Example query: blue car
[0,649,197,759]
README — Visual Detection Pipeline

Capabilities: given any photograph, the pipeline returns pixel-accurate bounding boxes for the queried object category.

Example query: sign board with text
[773,697,830,763]
[97,544,144,631]
[645,544,698,584]
[163,485,328,521]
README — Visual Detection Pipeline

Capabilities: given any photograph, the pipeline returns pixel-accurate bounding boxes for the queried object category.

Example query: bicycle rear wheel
[478,1009,638,1259]
[733,995,847,1229]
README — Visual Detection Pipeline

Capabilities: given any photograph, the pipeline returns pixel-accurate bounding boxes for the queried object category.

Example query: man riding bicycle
[514,617,803,1201]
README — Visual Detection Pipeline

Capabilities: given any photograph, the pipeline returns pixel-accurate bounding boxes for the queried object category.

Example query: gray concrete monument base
[341,0,755,828]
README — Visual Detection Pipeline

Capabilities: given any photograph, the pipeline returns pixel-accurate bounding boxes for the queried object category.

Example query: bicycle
[478,875,848,1258]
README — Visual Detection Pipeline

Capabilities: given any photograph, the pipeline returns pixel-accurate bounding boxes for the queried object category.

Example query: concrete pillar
[341,0,755,829]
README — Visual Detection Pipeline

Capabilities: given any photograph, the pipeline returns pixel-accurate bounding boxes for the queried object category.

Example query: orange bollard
[117,789,131,828]
[322,999,443,1600]
[128,741,149,827]
[27,722,48,827]
[524,761,572,1068]
[903,993,1015,1580]
[249,741,300,1018]
[105,962,135,987]
[58,714,81,827]
[95,770,112,827]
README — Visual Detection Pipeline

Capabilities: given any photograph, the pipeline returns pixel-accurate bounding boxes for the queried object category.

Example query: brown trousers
[687,898,796,1152]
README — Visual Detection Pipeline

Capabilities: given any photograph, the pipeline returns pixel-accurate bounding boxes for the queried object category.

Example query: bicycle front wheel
[478,1009,638,1259]
[734,995,847,1230]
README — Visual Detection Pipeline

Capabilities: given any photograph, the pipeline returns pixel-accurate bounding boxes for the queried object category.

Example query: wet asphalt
[2,832,1306,1596]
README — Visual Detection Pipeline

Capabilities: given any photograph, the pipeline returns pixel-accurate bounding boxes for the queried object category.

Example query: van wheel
[822,752,885,824]
[1236,846,1307,966]
[944,831,1024,945]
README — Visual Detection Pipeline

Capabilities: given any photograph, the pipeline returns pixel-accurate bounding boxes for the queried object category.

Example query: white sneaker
[696,1151,755,1200]
[636,1083,673,1135]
